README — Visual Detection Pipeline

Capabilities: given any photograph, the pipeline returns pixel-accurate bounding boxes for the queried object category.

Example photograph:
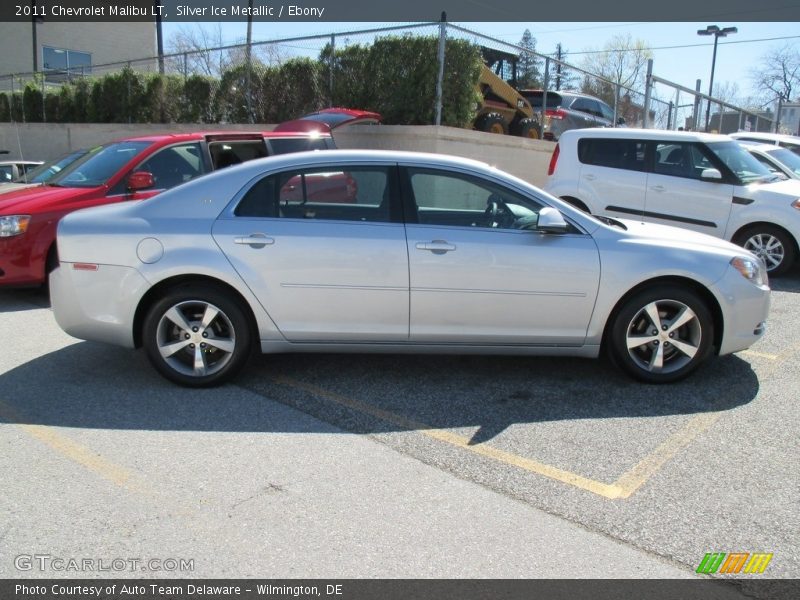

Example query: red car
[0,130,335,287]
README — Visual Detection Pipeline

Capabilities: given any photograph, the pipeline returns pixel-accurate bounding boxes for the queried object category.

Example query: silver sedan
[50,150,770,386]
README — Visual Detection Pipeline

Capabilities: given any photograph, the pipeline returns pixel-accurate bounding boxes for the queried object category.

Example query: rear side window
[209,141,268,169]
[268,137,332,155]
[235,166,394,223]
[578,138,646,171]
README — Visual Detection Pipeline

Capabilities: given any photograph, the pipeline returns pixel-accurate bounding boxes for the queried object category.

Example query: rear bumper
[50,263,150,348]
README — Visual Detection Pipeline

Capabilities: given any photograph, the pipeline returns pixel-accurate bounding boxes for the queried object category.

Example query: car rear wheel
[608,286,714,383]
[142,285,252,387]
[733,225,795,276]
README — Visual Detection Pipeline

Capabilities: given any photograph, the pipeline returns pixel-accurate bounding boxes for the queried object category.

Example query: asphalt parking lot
[1,268,798,584]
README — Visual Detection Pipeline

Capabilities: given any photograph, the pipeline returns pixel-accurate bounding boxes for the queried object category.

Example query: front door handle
[650,185,666,192]
[416,240,456,254]
[234,233,275,248]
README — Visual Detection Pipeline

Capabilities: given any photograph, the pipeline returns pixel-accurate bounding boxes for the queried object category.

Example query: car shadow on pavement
[0,340,760,443]
[770,267,800,293]
[0,288,50,312]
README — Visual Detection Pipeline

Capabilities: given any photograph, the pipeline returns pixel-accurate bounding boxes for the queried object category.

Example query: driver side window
[406,168,544,231]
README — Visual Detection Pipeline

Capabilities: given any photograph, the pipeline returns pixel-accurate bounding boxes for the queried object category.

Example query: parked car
[518,90,623,141]
[545,128,800,275]
[730,132,800,155]
[51,150,769,387]
[0,130,335,288]
[0,159,43,183]
[741,143,800,180]
[0,149,90,196]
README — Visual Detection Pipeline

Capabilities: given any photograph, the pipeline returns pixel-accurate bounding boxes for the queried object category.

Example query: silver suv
[519,90,623,141]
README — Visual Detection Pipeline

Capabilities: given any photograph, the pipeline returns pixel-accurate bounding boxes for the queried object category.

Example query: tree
[167,24,228,77]
[517,29,542,89]
[580,34,652,108]
[751,43,800,103]
[552,43,579,91]
[167,24,288,78]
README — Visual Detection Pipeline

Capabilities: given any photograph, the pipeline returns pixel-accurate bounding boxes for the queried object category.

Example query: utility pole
[555,44,563,91]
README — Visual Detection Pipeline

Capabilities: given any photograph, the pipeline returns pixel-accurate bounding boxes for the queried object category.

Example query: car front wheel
[733,225,795,276]
[608,286,714,383]
[142,285,252,387]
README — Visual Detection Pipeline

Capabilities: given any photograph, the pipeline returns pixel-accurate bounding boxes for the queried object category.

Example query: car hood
[0,182,40,196]
[0,184,104,214]
[739,177,800,198]
[615,218,746,256]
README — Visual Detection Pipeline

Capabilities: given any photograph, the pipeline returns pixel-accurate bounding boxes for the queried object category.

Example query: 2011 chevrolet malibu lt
[50,151,770,386]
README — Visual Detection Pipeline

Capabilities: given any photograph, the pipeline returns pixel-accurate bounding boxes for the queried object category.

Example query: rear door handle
[416,240,456,254]
[650,185,666,192]
[234,233,275,247]
[583,174,596,181]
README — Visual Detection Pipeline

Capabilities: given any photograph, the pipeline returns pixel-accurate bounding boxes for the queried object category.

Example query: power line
[562,34,800,56]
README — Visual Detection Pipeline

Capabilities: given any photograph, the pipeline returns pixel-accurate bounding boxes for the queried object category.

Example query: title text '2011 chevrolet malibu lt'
[50,151,770,386]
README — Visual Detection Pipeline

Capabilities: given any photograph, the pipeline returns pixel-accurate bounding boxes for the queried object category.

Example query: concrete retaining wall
[0,123,555,187]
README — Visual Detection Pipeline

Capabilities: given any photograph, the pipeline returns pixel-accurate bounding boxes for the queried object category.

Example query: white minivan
[545,128,800,275]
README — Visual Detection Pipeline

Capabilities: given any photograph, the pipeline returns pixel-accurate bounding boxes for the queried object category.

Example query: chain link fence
[0,20,780,135]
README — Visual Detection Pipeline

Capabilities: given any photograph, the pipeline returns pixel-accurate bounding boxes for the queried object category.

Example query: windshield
[706,141,773,184]
[14,149,89,184]
[766,147,800,177]
[49,141,152,188]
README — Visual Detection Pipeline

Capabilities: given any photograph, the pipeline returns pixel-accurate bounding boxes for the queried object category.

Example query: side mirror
[537,207,569,233]
[617,116,626,125]
[700,168,723,181]
[128,171,155,191]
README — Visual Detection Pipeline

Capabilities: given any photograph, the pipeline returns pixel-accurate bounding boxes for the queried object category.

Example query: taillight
[545,109,567,120]
[547,144,560,176]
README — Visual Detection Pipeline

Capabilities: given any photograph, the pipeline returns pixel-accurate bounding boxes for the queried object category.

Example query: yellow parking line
[611,412,722,499]
[272,376,626,499]
[0,399,143,492]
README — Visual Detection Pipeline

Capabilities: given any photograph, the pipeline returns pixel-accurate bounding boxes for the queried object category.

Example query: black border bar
[2,0,800,22]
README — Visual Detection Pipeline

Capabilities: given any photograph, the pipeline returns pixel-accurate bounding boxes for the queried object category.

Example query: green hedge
[0,36,482,127]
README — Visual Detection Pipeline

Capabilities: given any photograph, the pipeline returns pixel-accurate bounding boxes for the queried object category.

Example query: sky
[161,20,799,108]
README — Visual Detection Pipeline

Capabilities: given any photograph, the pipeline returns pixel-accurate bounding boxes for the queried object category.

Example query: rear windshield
[521,91,563,109]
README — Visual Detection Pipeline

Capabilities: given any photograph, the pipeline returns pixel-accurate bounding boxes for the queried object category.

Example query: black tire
[607,285,714,384]
[142,284,252,387]
[475,112,508,135]
[733,225,796,277]
[511,117,542,139]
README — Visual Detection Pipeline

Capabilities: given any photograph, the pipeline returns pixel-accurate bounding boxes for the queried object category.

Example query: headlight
[731,256,769,287]
[0,215,31,237]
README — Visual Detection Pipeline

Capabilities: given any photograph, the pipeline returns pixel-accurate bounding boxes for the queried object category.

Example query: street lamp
[697,25,737,132]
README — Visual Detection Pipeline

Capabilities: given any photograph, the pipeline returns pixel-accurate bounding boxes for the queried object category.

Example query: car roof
[558,128,730,143]
[0,160,43,165]
[107,130,331,144]
[730,132,800,143]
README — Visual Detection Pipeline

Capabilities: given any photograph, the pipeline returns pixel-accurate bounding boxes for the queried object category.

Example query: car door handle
[583,174,596,181]
[416,240,456,254]
[650,185,666,192]
[234,234,275,247]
